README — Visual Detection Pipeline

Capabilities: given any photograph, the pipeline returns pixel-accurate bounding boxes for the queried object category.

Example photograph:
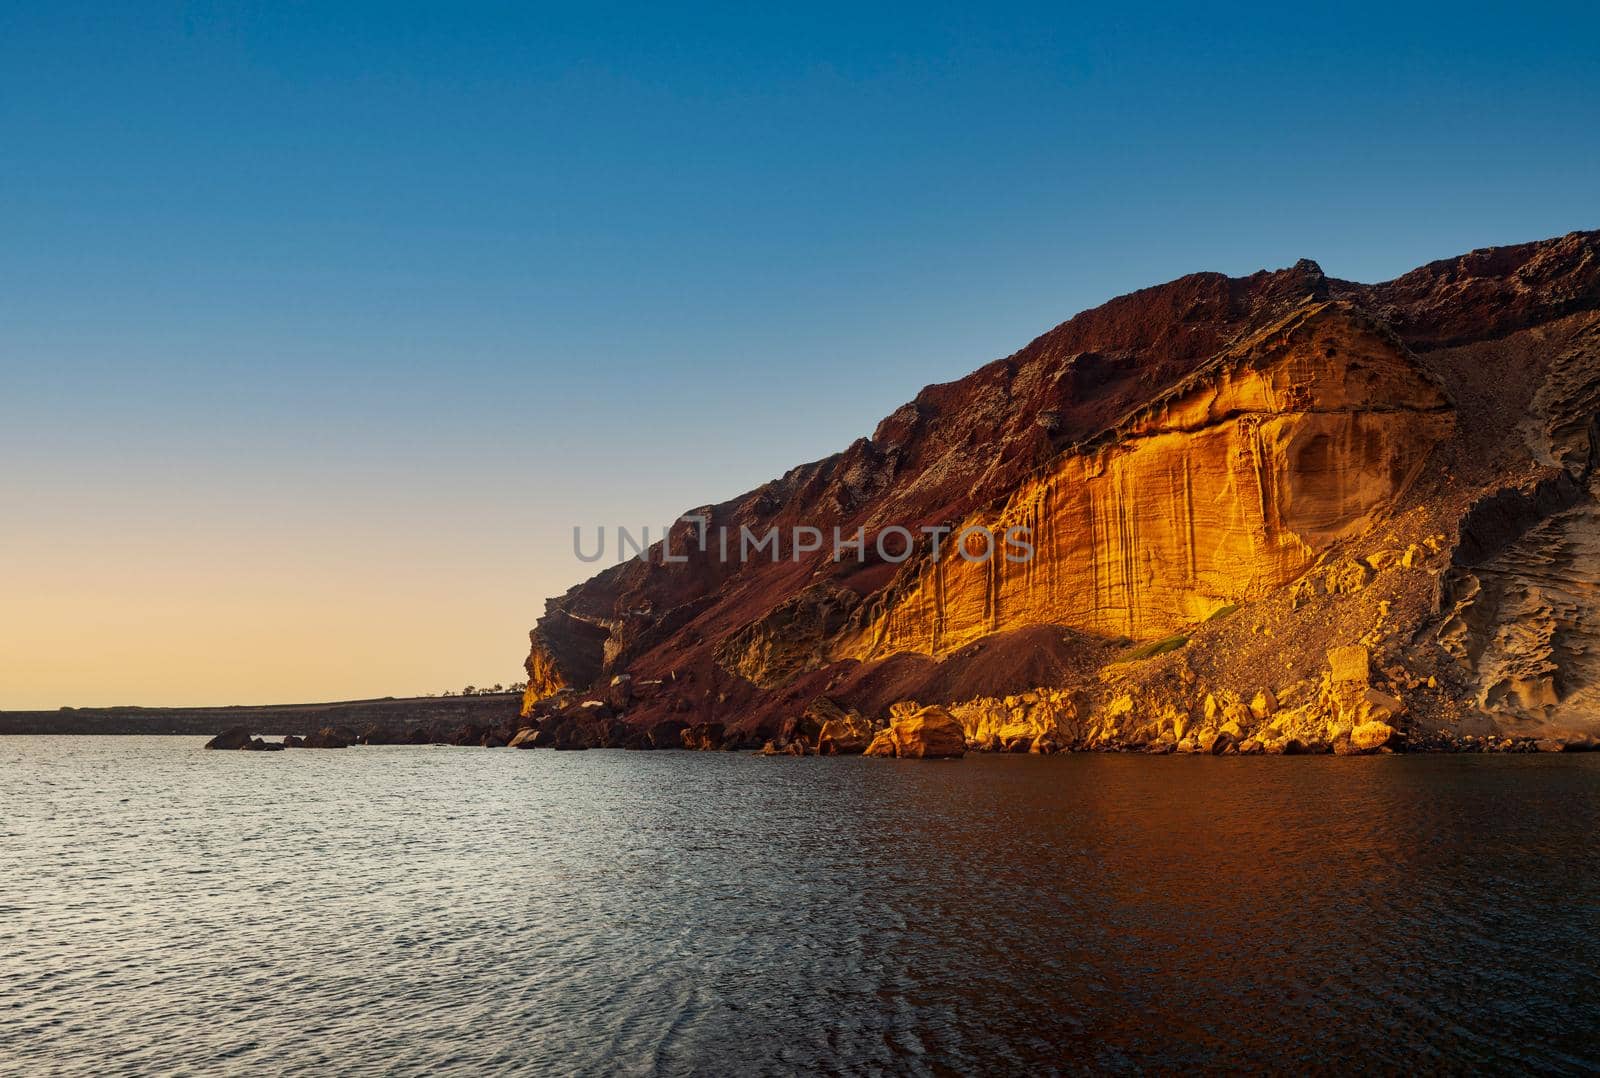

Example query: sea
[3,737,1598,1074]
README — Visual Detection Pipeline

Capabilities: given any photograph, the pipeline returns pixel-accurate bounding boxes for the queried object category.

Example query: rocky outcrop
[945,688,1088,750]
[204,726,253,750]
[714,584,862,689]
[502,231,1600,751]
[840,304,1451,657]
[815,710,877,755]
[865,705,967,759]
[1433,318,1600,737]
[680,722,727,751]
[296,726,352,749]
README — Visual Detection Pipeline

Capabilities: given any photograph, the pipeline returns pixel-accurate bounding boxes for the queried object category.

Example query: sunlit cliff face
[519,233,1600,744]
[840,303,1453,658]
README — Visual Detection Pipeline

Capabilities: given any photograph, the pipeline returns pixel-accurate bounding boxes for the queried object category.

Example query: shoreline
[0,693,521,737]
[9,693,1595,757]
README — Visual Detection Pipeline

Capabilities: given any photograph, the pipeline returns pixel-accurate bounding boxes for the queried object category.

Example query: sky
[2,2,1597,709]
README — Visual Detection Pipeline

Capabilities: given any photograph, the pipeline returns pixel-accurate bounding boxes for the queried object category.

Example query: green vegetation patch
[1115,634,1190,663]
[1203,603,1240,623]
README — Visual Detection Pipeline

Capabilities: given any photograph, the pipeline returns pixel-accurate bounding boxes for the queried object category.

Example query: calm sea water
[2,737,1598,1075]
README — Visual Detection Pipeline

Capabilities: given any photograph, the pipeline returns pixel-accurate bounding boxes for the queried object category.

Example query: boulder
[1029,734,1062,755]
[888,706,967,758]
[605,674,634,710]
[864,706,967,759]
[1328,645,1371,685]
[863,730,897,757]
[1325,559,1374,595]
[681,722,726,751]
[815,711,876,755]
[508,727,540,749]
[1250,689,1278,721]
[1350,720,1398,753]
[639,719,684,750]
[204,726,253,750]
[784,696,850,744]
[525,714,591,749]
[1358,688,1402,724]
[301,726,351,749]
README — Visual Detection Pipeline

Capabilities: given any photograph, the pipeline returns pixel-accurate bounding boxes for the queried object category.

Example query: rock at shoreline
[298,726,351,749]
[1350,720,1398,753]
[487,234,1600,754]
[816,711,876,755]
[204,726,254,750]
[646,719,688,750]
[863,730,897,757]
[681,722,726,751]
[867,705,966,759]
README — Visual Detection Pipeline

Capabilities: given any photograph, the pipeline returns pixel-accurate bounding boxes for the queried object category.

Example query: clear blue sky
[2,2,1596,707]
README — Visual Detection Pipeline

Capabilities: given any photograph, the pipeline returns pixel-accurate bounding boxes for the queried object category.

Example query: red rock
[507,233,1600,750]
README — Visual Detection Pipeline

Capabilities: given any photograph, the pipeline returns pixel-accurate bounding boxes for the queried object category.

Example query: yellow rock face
[946,688,1087,747]
[520,643,570,717]
[873,705,968,758]
[840,304,1452,659]
[815,713,876,754]
[863,729,897,757]
[1350,720,1398,752]
[1327,645,1371,686]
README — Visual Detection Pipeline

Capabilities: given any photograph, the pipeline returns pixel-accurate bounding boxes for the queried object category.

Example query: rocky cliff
[519,231,1600,755]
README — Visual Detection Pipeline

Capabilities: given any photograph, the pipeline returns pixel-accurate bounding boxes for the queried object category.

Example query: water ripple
[0,740,1597,1074]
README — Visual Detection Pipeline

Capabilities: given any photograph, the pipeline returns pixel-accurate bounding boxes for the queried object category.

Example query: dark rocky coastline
[0,693,520,737]
[196,678,1600,757]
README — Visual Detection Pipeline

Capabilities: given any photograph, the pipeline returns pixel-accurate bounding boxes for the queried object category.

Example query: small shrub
[1116,634,1190,662]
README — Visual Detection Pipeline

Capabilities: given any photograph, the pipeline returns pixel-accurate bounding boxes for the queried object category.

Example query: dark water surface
[2,738,1598,1075]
